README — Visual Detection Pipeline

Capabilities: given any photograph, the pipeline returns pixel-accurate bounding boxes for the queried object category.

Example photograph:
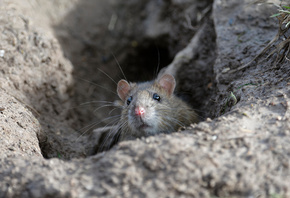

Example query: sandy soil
[0,0,289,197]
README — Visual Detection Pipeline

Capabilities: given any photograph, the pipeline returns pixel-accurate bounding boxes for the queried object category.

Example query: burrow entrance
[39,0,218,157]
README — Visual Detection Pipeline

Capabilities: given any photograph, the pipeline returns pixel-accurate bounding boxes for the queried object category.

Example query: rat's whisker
[80,100,115,105]
[97,68,118,85]
[91,118,121,151]
[154,45,160,78]
[109,107,121,115]
[161,120,175,133]
[99,120,121,151]
[111,52,127,81]
[75,115,121,142]
[99,119,128,152]
[64,101,116,111]
[75,76,118,96]
[165,117,184,128]
[93,104,121,114]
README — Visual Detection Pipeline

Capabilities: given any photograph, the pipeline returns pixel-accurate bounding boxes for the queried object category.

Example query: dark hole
[120,40,173,82]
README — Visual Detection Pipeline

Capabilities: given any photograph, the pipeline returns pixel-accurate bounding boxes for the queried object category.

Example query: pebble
[0,49,5,57]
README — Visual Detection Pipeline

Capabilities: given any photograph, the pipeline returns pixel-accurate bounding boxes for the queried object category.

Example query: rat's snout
[135,106,145,116]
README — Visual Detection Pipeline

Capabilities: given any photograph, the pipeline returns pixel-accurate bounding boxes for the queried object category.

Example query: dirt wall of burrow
[0,0,290,197]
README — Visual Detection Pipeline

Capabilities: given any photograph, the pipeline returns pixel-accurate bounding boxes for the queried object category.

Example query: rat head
[117,74,176,137]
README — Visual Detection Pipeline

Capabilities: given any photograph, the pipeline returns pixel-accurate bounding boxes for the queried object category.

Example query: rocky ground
[0,0,289,197]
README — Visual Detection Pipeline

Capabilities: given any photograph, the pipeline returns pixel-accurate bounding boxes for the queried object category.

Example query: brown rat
[116,74,198,142]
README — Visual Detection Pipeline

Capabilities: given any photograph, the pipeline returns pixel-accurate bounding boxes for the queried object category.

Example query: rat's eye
[127,96,132,105]
[153,93,161,101]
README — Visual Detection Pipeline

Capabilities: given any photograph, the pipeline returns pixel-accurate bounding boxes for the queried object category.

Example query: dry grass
[229,1,290,73]
[268,4,290,63]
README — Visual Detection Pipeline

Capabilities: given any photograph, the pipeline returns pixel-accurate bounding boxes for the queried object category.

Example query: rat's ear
[158,74,176,96]
[117,80,131,101]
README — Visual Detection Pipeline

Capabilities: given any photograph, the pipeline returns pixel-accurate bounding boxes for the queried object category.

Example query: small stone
[222,67,230,73]
[0,49,5,57]
[206,118,212,122]
[212,135,218,141]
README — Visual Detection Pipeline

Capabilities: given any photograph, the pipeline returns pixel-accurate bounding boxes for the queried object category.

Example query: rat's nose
[135,106,145,116]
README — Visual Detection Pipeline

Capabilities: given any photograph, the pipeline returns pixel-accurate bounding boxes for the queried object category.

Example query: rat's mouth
[136,120,151,131]
[133,116,151,129]
[132,116,153,132]
[139,123,150,129]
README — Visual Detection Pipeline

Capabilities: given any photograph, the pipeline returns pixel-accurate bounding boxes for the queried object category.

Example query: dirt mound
[0,0,289,197]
